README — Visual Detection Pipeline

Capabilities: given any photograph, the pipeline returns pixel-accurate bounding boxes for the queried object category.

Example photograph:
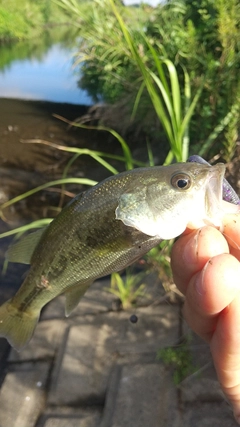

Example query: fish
[0,161,239,350]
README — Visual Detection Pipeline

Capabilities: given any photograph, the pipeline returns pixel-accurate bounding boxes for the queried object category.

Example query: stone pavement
[0,277,238,427]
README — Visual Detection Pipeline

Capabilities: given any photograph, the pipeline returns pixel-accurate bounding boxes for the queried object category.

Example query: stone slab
[41,272,167,320]
[100,363,180,427]
[181,402,238,426]
[0,361,49,427]
[41,409,101,427]
[41,279,116,320]
[48,305,179,405]
[180,370,224,403]
[9,319,67,361]
[179,328,224,402]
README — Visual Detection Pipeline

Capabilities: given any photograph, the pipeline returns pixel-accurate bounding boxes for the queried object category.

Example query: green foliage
[0,5,29,41]
[222,101,240,162]
[58,0,240,160]
[0,0,68,42]
[157,340,198,385]
[110,0,204,162]
[105,270,147,310]
[55,0,204,162]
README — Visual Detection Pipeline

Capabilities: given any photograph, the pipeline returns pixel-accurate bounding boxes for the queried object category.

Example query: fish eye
[171,173,191,190]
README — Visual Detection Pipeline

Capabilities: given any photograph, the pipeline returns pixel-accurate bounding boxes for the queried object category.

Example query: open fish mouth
[206,163,225,215]
[201,162,240,227]
[188,154,240,205]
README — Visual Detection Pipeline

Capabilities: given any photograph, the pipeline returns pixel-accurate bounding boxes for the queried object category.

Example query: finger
[230,247,240,262]
[171,226,229,295]
[222,213,240,251]
[182,253,240,342]
[210,291,240,424]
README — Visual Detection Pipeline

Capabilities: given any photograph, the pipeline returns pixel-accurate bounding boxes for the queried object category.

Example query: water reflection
[0,37,93,105]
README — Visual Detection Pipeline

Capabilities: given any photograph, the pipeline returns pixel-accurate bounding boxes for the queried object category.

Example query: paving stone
[100,363,180,427]
[180,371,224,402]
[48,305,179,405]
[9,319,67,361]
[43,416,98,427]
[178,328,224,402]
[181,402,238,426]
[41,279,115,320]
[41,409,101,427]
[0,361,49,427]
[41,273,166,321]
[183,326,213,369]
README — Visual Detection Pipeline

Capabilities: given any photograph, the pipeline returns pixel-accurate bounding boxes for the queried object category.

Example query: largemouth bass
[0,162,238,350]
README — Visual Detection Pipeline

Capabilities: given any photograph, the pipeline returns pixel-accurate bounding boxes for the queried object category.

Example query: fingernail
[195,260,209,296]
[183,228,201,265]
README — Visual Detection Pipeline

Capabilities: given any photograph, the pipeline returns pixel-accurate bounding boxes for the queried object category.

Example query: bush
[0,0,67,42]
[68,0,240,160]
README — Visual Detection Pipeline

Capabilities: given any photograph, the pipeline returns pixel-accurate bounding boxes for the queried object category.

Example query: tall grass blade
[0,178,97,217]
[52,114,135,170]
[0,219,53,239]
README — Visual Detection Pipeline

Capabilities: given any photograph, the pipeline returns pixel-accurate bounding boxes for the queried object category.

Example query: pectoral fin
[6,228,46,264]
[64,280,93,317]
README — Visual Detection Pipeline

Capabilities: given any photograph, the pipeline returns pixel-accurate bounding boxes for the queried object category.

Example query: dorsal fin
[6,228,46,264]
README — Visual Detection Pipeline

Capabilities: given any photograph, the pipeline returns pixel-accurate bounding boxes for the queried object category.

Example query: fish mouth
[206,163,225,210]
[204,163,239,222]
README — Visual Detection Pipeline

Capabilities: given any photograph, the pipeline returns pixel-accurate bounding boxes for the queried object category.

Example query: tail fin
[0,299,40,351]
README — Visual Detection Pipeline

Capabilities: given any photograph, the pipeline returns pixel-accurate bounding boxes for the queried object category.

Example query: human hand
[171,214,240,424]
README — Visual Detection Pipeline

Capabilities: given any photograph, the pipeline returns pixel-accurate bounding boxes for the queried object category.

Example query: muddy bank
[0,98,92,172]
[0,98,119,221]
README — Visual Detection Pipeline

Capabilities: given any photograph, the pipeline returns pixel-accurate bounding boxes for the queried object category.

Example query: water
[0,42,93,105]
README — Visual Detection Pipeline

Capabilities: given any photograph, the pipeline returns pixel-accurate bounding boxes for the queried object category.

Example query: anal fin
[64,280,93,317]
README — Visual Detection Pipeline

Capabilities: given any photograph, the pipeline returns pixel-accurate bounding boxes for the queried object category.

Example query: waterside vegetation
[59,0,240,162]
[0,0,68,42]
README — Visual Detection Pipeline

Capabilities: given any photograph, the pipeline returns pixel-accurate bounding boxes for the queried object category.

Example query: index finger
[171,226,229,295]
[222,213,240,260]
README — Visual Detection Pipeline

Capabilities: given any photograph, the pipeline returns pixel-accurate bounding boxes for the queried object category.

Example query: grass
[86,0,204,164]
[0,177,97,222]
[157,339,199,385]
[105,270,147,310]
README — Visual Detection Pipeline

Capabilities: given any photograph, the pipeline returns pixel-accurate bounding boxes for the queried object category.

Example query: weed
[157,339,199,385]
[105,269,147,310]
